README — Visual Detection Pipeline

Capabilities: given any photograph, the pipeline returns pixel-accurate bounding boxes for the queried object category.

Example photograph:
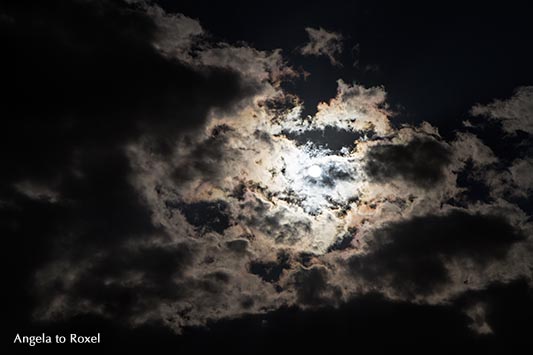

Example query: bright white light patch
[307,165,323,178]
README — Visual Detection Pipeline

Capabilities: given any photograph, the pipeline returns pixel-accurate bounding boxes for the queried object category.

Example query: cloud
[249,251,291,283]
[291,265,340,306]
[34,238,195,320]
[167,200,231,234]
[509,158,533,195]
[1,0,275,331]
[1,0,257,186]
[3,0,532,338]
[452,132,498,168]
[465,302,493,334]
[364,137,452,189]
[471,86,533,134]
[300,27,344,66]
[143,3,204,59]
[347,210,525,299]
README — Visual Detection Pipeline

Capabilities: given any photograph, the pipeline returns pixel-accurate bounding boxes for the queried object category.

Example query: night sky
[4,0,533,353]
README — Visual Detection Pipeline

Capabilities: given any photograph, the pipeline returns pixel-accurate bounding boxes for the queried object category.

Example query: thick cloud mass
[364,138,451,188]
[3,0,532,340]
[348,211,524,297]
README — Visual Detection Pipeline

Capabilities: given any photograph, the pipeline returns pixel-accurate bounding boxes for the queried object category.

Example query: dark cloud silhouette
[364,138,451,188]
[327,231,354,252]
[167,200,231,234]
[1,0,254,227]
[226,239,249,254]
[1,0,256,184]
[249,251,291,283]
[2,0,256,330]
[348,210,525,296]
[171,131,239,185]
[42,242,194,319]
[293,266,330,305]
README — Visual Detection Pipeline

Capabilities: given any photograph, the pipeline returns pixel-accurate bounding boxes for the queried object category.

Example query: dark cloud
[40,242,194,319]
[226,239,249,254]
[2,0,256,328]
[364,137,451,188]
[166,200,231,234]
[327,230,355,252]
[238,199,312,245]
[455,160,492,204]
[1,0,253,227]
[293,266,329,305]
[348,210,525,296]
[249,251,291,283]
[1,0,256,185]
[171,131,238,185]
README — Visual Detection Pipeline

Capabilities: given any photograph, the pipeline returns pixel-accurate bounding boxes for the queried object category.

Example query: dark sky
[4,0,533,353]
